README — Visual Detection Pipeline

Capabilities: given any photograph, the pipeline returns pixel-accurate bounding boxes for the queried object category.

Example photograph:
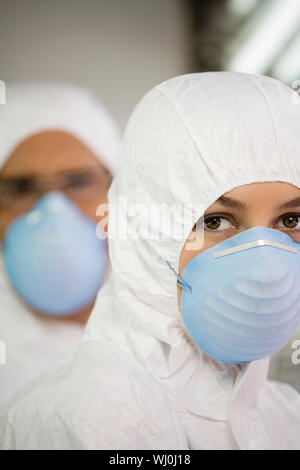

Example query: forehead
[209,182,300,209]
[0,130,104,177]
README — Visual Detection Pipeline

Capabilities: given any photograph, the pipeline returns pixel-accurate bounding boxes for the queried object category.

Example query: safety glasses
[0,168,112,210]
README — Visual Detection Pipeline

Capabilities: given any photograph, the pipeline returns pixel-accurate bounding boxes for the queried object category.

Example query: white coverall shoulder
[0,72,300,450]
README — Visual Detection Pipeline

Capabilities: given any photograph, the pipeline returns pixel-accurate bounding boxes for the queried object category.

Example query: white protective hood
[0,72,300,450]
[0,82,121,408]
[0,81,121,173]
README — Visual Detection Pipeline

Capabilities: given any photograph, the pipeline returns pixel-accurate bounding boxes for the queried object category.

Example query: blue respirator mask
[3,192,107,317]
[167,226,300,364]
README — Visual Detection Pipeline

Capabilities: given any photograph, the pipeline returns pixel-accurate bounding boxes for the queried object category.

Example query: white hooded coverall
[0,82,120,408]
[0,72,300,450]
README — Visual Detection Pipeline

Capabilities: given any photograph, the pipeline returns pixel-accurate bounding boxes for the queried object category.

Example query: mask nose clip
[212,238,298,259]
[166,261,192,293]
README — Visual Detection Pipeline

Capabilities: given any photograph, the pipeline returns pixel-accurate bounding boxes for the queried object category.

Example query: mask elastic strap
[166,261,192,293]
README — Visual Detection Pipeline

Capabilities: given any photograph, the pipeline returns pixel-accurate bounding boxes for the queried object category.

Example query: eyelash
[203,213,300,233]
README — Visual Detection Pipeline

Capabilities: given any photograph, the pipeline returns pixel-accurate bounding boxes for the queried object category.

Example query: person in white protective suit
[1,71,300,450]
[0,82,120,408]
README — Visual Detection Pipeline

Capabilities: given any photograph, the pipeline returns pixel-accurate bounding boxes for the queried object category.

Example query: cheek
[177,284,182,312]
[80,204,99,222]
[77,195,109,223]
[0,209,26,240]
[179,245,205,279]
[74,201,109,241]
[179,250,197,274]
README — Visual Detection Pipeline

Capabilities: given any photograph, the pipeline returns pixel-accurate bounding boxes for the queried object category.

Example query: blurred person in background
[0,82,121,408]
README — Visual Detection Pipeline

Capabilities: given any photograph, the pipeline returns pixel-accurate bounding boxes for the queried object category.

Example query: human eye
[1,177,36,196]
[277,213,300,231]
[203,214,235,232]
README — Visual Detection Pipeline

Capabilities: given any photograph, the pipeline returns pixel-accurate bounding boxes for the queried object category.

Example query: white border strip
[212,239,298,259]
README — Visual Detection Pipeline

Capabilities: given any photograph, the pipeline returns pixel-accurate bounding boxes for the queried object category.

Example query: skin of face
[0,130,111,325]
[177,181,300,360]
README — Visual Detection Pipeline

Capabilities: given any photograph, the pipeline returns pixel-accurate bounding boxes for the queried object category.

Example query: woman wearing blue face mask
[1,72,300,450]
[0,82,120,408]
[174,183,300,365]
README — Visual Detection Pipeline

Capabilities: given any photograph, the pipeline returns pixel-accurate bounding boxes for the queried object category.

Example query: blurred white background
[0,0,190,130]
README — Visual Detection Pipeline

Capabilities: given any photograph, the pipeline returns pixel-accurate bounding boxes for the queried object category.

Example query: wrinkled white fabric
[0,82,121,408]
[1,71,300,450]
[0,257,83,409]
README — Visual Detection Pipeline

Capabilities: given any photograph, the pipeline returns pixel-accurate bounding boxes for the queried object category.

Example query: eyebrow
[215,195,300,211]
[277,196,300,210]
[216,196,249,210]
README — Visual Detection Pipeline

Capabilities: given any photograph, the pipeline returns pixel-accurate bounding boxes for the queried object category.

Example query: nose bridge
[242,204,276,228]
[33,190,74,213]
[37,175,63,195]
[31,175,72,210]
